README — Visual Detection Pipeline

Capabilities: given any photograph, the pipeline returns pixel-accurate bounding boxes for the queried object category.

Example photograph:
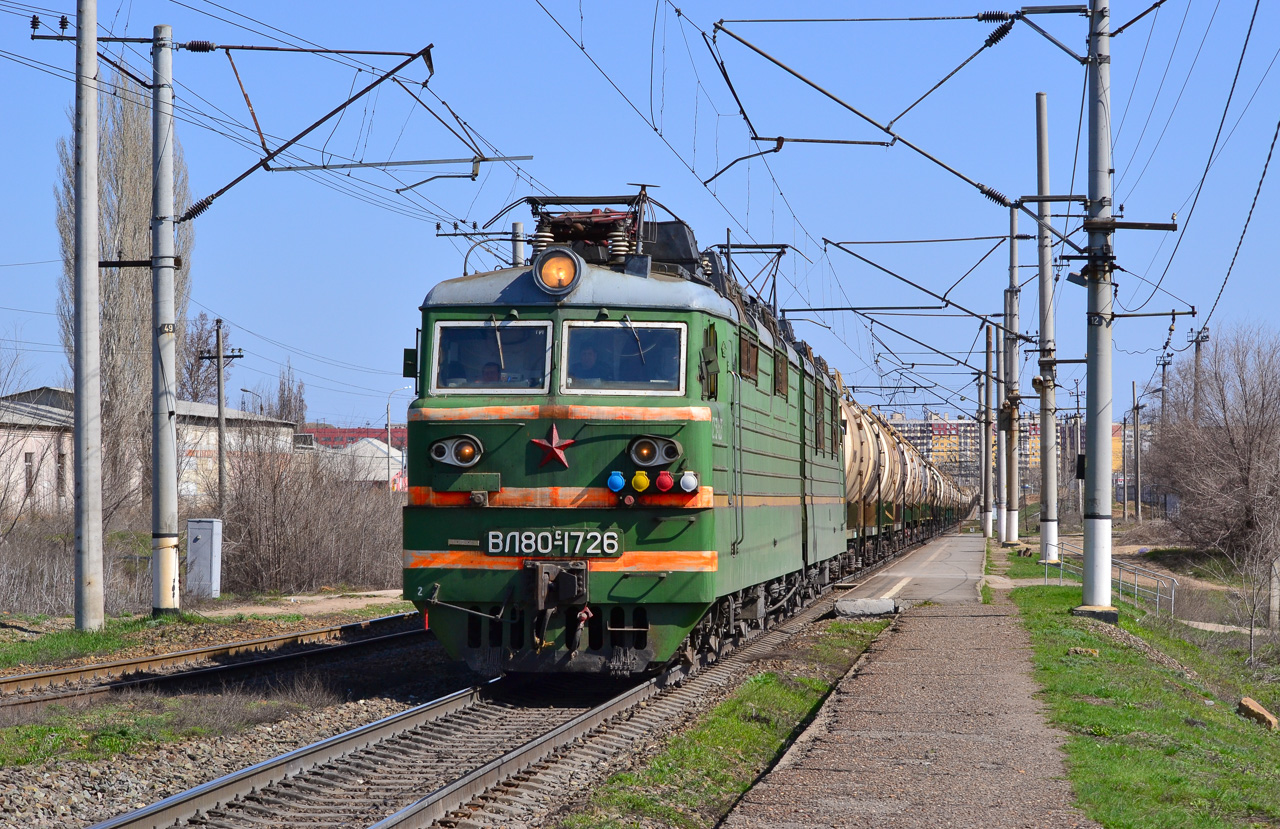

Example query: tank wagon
[402,194,968,675]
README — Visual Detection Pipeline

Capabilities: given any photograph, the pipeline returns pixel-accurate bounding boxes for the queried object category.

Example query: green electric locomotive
[402,194,960,675]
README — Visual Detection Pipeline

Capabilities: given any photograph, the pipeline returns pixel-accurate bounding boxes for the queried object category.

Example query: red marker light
[655,470,674,492]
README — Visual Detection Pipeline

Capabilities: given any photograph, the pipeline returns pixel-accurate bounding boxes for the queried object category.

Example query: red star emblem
[531,423,576,468]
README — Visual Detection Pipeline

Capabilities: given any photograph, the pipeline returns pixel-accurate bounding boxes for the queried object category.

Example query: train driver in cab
[571,345,609,382]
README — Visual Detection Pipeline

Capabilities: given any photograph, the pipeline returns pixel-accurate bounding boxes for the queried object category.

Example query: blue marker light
[606,470,626,493]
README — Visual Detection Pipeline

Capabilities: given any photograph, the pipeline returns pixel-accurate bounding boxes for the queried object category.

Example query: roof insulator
[985,20,1015,48]
[184,40,217,52]
[977,11,1013,22]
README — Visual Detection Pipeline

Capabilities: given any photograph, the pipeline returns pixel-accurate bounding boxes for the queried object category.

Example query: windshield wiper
[621,315,646,365]
[487,315,505,369]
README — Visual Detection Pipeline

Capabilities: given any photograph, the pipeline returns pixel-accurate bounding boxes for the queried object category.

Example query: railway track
[0,612,425,715]
[87,534,941,829]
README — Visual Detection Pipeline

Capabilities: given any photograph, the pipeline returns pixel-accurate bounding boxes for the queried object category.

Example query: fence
[1043,538,1179,616]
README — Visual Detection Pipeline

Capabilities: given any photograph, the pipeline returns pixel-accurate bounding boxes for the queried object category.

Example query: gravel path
[722,595,1099,828]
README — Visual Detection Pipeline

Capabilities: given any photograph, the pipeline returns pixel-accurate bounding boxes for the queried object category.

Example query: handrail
[1042,541,1178,616]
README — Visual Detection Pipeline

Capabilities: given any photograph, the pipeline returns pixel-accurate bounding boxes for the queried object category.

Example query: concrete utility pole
[74,0,105,632]
[1005,206,1020,544]
[199,319,242,515]
[1121,411,1129,521]
[1035,91,1059,563]
[1073,379,1084,517]
[995,339,1007,542]
[216,320,226,512]
[1157,354,1172,423]
[151,24,180,618]
[982,326,993,538]
[983,323,993,537]
[1081,0,1116,616]
[1134,380,1143,525]
[1191,326,1210,423]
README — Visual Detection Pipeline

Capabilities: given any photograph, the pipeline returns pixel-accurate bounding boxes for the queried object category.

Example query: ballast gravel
[0,695,415,828]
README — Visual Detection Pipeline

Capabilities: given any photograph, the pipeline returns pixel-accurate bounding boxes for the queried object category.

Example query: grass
[999,543,1083,582]
[1011,585,1280,828]
[557,618,889,829]
[980,582,993,604]
[0,600,415,671]
[0,615,174,670]
[0,675,339,767]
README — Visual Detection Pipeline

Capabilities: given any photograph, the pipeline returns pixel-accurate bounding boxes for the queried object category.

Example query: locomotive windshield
[431,320,552,393]
[562,321,686,395]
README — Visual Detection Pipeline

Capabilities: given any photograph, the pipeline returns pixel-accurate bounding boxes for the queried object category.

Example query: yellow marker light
[536,252,577,292]
[631,470,650,492]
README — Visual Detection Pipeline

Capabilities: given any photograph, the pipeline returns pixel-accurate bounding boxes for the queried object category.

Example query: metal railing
[1043,538,1179,616]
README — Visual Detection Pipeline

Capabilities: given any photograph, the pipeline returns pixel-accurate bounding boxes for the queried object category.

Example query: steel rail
[0,628,425,717]
[0,612,419,694]
[369,675,673,828]
[86,682,495,829]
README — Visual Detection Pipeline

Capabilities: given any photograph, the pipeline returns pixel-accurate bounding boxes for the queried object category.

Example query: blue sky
[1,1,1275,427]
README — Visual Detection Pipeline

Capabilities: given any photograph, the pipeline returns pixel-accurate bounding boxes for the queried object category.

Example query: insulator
[977,184,1010,207]
[984,20,1014,48]
[532,226,554,254]
[184,40,217,52]
[59,15,69,31]
[976,11,1013,22]
[181,195,213,222]
[608,226,628,264]
[30,15,39,32]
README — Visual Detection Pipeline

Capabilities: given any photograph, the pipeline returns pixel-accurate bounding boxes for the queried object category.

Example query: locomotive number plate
[486,529,622,557]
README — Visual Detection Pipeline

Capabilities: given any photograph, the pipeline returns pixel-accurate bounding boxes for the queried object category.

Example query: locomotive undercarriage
[672,515,955,669]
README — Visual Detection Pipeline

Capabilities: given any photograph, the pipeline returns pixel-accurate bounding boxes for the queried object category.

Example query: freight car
[401,193,967,675]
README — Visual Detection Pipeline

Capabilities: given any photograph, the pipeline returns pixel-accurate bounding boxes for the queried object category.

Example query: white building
[0,387,296,512]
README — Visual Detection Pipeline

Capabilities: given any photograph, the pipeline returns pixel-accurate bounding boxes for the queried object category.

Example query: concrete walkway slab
[723,534,1098,828]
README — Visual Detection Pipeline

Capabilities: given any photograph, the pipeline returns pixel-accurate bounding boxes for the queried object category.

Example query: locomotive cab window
[561,321,686,395]
[430,320,552,394]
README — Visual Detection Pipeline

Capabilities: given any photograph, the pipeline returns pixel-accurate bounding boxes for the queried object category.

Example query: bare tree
[179,312,231,405]
[1149,323,1280,663]
[54,66,195,520]
[271,360,306,428]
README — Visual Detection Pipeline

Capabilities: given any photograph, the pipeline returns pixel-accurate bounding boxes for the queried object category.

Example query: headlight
[533,247,580,295]
[429,435,483,468]
[631,438,658,466]
[453,439,478,465]
[629,436,682,467]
